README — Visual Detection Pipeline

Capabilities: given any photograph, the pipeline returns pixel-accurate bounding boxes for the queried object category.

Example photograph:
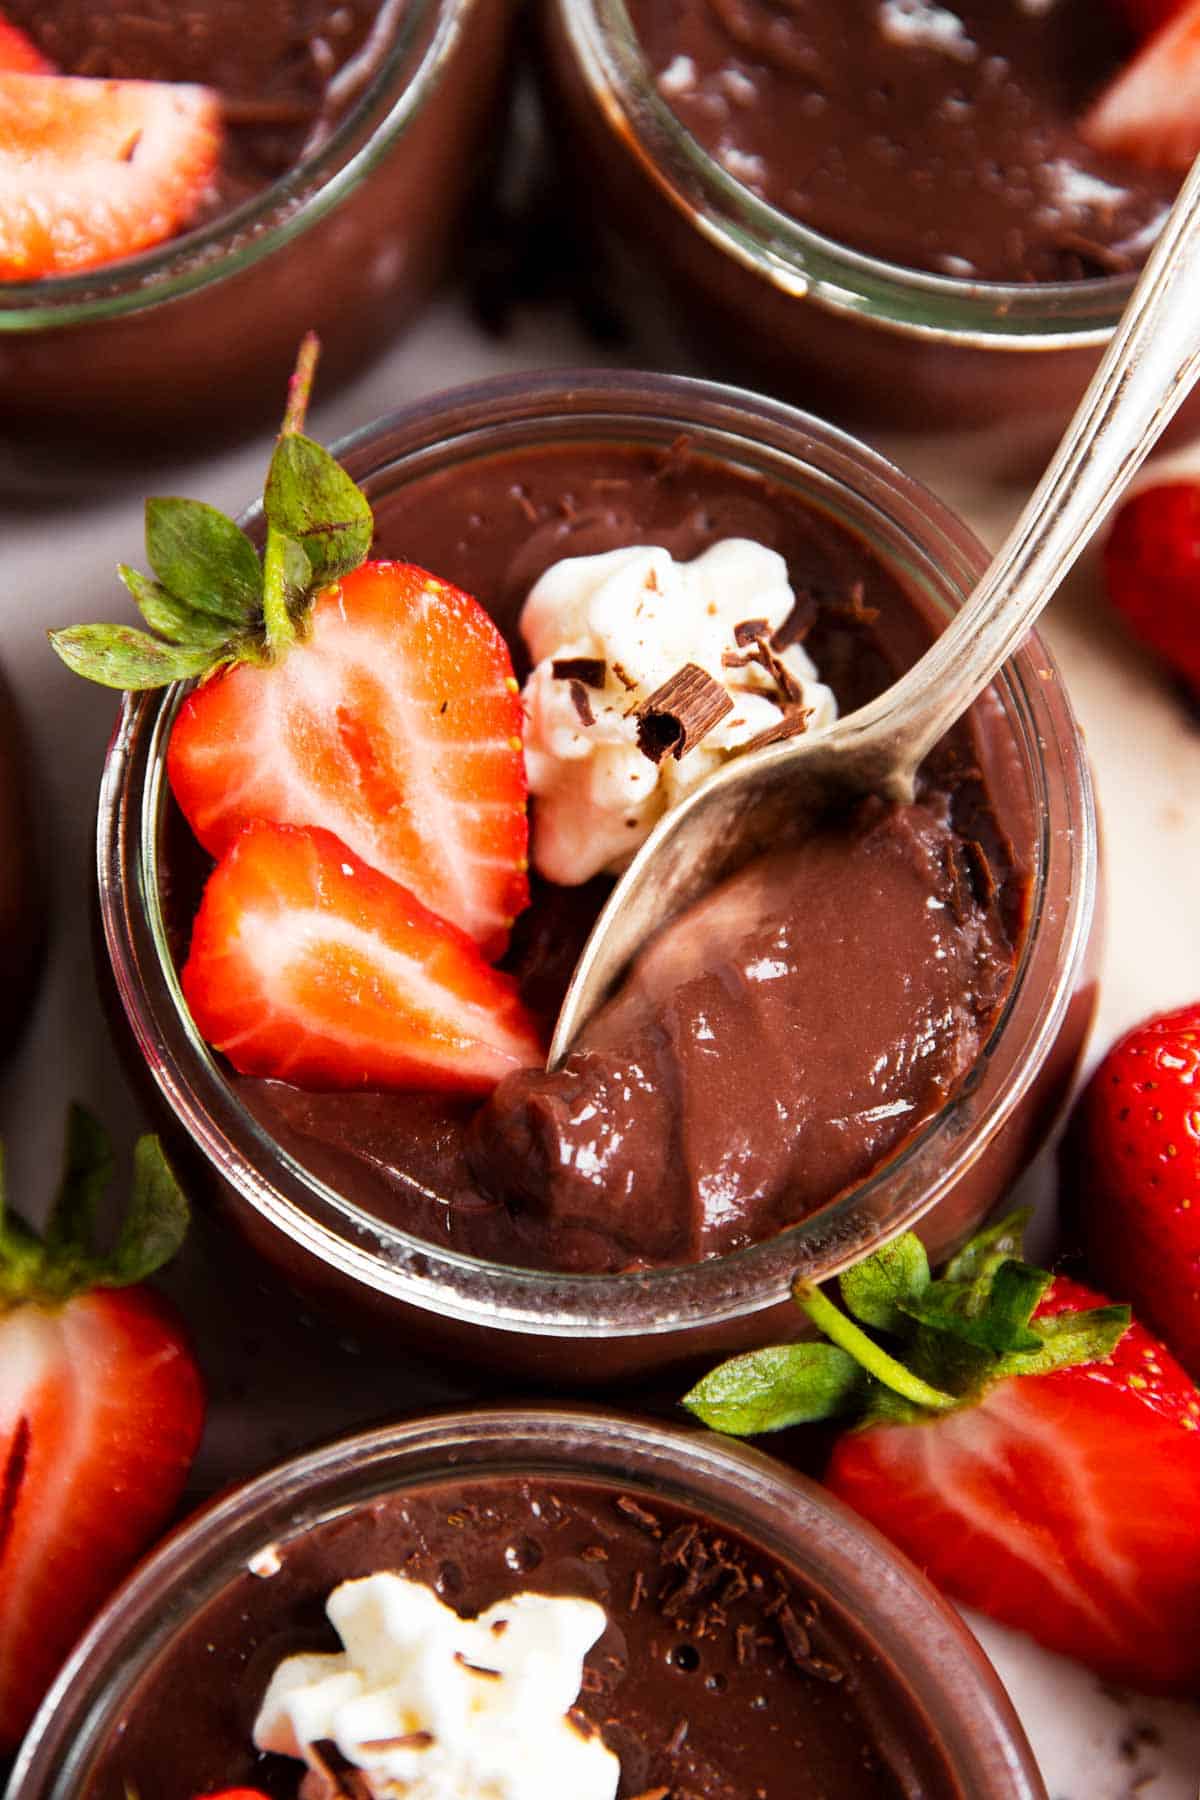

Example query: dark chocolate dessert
[163,439,1031,1276]
[622,0,1177,281]
[82,1474,957,1799]
[8,0,395,226]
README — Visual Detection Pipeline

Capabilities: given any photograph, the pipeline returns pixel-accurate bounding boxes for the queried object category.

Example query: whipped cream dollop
[253,1573,618,1800]
[519,540,838,884]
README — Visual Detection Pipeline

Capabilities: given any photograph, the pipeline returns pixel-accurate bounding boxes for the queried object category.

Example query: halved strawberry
[182,820,543,1093]
[0,15,53,74]
[686,1216,1200,1694]
[0,1109,203,1751]
[0,73,220,279]
[1083,0,1200,169]
[168,563,530,962]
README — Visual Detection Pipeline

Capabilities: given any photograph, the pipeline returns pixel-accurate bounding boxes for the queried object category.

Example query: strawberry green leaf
[48,625,216,691]
[145,497,263,624]
[44,1104,113,1261]
[943,1207,1031,1284]
[118,566,234,652]
[263,433,373,586]
[100,1136,190,1288]
[995,1303,1132,1379]
[840,1233,930,1335]
[683,1342,864,1435]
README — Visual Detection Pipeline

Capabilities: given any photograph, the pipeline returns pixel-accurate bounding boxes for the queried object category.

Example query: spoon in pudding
[548,154,1200,1068]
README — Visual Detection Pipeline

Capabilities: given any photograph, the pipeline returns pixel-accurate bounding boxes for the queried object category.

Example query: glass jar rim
[0,0,464,332]
[7,1406,1046,1800]
[557,0,1146,348]
[96,367,1098,1341]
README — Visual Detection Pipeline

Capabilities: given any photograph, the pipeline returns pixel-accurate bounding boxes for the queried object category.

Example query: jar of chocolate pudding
[537,0,1188,437]
[0,0,515,444]
[95,371,1099,1383]
[7,1408,1047,1800]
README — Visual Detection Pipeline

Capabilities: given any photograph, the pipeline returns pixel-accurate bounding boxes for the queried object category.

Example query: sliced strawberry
[1072,1002,1200,1376]
[169,563,530,962]
[826,1277,1200,1692]
[1083,0,1200,169]
[0,16,53,73]
[0,73,220,279]
[182,820,543,1093]
[0,1110,202,1751]
[1110,0,1188,39]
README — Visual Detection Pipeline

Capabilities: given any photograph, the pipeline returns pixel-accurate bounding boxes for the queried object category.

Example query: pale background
[3,281,1199,1796]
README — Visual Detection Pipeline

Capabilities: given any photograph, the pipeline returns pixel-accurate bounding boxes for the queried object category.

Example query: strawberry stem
[260,335,321,655]
[794,1279,958,1412]
[281,331,320,441]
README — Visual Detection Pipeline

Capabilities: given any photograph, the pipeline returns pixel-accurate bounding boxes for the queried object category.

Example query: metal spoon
[548,154,1200,1069]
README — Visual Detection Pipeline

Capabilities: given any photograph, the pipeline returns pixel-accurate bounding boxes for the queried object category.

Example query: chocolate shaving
[309,1742,374,1800]
[631,1568,647,1610]
[667,1717,690,1754]
[662,1523,700,1565]
[635,663,733,764]
[611,661,638,691]
[551,656,607,688]
[778,1604,843,1682]
[963,838,998,910]
[721,630,806,707]
[358,1732,435,1751]
[735,1623,756,1666]
[566,1706,599,1740]
[616,1496,663,1535]
[454,1652,501,1678]
[771,589,819,650]
[569,680,596,728]
[582,1543,610,1562]
[742,709,812,753]
[733,616,771,647]
[628,1789,671,1800]
[1054,229,1135,275]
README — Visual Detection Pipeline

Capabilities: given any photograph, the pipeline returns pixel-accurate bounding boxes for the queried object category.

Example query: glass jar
[536,0,1184,439]
[8,1407,1047,1800]
[95,370,1099,1383]
[0,0,515,444]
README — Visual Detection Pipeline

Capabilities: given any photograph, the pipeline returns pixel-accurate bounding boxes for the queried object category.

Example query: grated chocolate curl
[634,663,734,765]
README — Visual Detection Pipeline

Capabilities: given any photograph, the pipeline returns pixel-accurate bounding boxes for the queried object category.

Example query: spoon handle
[844,150,1200,790]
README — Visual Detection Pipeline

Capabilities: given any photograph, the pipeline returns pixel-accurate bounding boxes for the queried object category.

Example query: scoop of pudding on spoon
[548,153,1200,1069]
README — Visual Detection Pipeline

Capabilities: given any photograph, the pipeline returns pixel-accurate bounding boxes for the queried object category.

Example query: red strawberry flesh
[1103,483,1200,697]
[0,16,53,74]
[1077,1002,1200,1375]
[168,562,530,961]
[0,73,220,279]
[1083,0,1200,169]
[181,820,543,1094]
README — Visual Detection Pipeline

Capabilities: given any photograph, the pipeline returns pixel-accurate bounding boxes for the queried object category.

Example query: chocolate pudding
[81,1473,957,1799]
[9,1,393,235]
[0,0,515,443]
[161,438,1031,1278]
[624,0,1175,284]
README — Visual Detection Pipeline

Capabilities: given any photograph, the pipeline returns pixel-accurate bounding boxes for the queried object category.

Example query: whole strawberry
[685,1213,1200,1693]
[1073,1002,1200,1376]
[1101,481,1200,698]
[0,1107,203,1750]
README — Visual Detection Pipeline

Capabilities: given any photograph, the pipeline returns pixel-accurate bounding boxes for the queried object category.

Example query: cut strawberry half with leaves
[0,1107,203,1751]
[0,15,54,73]
[1073,1001,1200,1377]
[49,337,530,961]
[0,73,220,279]
[686,1214,1200,1694]
[168,561,529,961]
[1083,0,1200,169]
[182,820,543,1093]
